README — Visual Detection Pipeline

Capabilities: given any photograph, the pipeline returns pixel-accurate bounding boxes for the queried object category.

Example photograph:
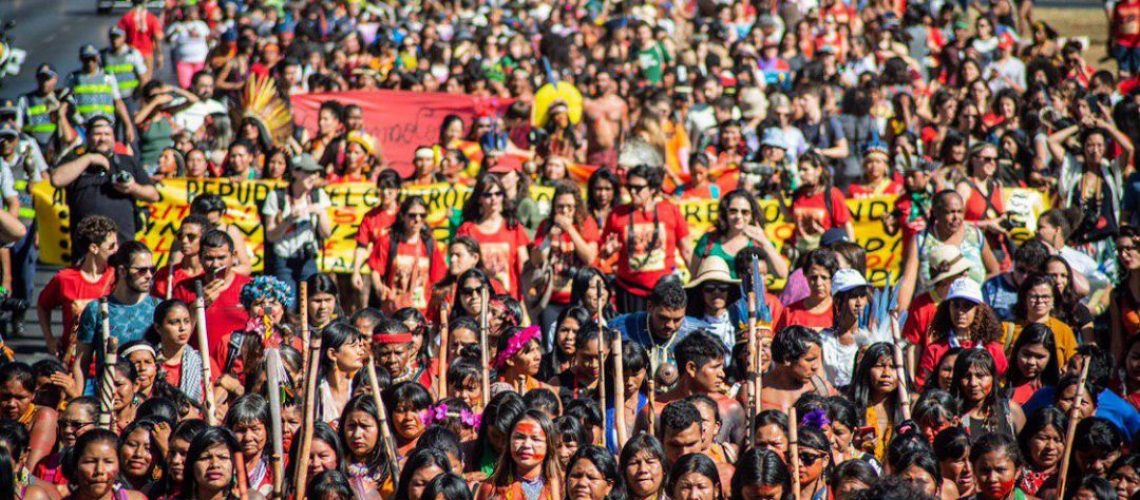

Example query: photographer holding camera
[50,115,159,261]
[262,153,332,306]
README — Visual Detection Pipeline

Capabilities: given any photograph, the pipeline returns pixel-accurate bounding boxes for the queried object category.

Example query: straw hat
[686,256,741,289]
[928,245,973,286]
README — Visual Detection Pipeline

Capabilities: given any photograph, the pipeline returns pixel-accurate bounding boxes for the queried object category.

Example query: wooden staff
[516,375,527,396]
[646,376,656,435]
[1057,355,1092,496]
[437,301,450,398]
[299,281,310,377]
[293,335,322,497]
[479,286,490,406]
[164,243,176,300]
[747,292,759,444]
[612,333,628,448]
[194,280,218,426]
[595,281,606,431]
[97,299,116,430]
[266,349,286,499]
[366,356,401,490]
[789,406,801,500]
[234,452,250,500]
[889,314,912,420]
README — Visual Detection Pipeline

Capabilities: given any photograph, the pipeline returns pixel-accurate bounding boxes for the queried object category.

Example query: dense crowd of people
[1,0,1140,499]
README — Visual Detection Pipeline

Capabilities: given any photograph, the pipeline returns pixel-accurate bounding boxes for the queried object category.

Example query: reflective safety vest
[70,71,116,123]
[102,48,139,98]
[21,93,56,145]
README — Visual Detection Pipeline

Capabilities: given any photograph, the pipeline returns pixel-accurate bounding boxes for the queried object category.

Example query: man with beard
[583,71,627,169]
[171,71,227,134]
[50,116,159,254]
[172,229,252,354]
[75,241,160,392]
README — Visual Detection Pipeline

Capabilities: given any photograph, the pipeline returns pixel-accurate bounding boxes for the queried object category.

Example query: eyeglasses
[976,155,998,162]
[59,419,94,430]
[461,285,484,296]
[1027,294,1053,303]
[130,266,157,275]
[482,191,504,199]
[799,453,828,466]
[1120,245,1139,254]
[703,284,731,294]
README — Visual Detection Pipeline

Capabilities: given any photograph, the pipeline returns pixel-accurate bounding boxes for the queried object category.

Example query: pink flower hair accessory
[492,325,541,370]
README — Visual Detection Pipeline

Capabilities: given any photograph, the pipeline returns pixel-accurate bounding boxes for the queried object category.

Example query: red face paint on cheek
[985,478,1016,499]
[514,420,547,462]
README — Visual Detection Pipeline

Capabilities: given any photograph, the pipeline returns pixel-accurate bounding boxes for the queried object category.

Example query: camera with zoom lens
[528,128,550,149]
[112,170,133,184]
[0,287,27,339]
[300,241,320,260]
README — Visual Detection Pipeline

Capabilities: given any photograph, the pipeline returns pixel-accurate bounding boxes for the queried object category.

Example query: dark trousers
[615,283,650,314]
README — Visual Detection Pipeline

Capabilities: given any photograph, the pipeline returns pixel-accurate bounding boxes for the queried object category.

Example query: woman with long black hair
[1006,323,1062,405]
[846,342,905,464]
[369,197,446,316]
[394,447,452,500]
[316,323,367,425]
[457,174,531,300]
[951,348,1025,436]
[530,181,600,330]
[339,395,395,498]
[180,427,263,500]
[787,151,854,255]
[475,410,563,500]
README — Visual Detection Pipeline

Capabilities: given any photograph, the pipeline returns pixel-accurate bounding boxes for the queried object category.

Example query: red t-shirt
[161,350,220,391]
[847,180,903,199]
[603,201,689,297]
[456,221,531,299]
[792,187,851,241]
[357,206,397,248]
[369,234,448,312]
[774,298,834,331]
[902,292,938,350]
[117,8,163,55]
[172,273,252,355]
[917,339,1008,388]
[151,265,200,300]
[37,267,117,350]
[533,218,601,305]
[1115,0,1140,47]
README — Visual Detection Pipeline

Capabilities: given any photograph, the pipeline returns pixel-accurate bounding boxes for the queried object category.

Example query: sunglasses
[703,284,731,293]
[59,419,95,430]
[482,191,504,199]
[407,212,427,220]
[799,453,828,466]
[130,266,157,275]
[461,285,484,296]
[628,183,650,192]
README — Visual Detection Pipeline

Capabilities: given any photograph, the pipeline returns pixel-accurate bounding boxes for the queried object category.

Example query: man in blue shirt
[981,239,1050,321]
[77,240,159,393]
[611,276,696,377]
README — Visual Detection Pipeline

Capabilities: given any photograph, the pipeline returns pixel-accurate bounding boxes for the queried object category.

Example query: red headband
[373,333,414,344]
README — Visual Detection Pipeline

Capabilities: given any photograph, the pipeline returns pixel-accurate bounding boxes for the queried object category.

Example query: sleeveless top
[917,225,986,293]
[694,233,754,279]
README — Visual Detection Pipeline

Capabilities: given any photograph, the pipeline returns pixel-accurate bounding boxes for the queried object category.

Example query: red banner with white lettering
[291,90,514,177]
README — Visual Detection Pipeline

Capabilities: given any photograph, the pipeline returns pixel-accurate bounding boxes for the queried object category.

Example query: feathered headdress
[241,74,293,146]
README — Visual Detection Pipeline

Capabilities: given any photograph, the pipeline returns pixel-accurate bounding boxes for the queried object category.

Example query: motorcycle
[0,21,25,86]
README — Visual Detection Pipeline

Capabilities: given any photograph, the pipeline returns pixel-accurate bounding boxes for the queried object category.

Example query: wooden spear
[1057,355,1092,496]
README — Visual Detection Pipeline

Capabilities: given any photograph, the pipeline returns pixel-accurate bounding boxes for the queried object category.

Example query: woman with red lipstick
[475,410,562,500]
[969,432,1030,500]
[383,382,432,462]
[63,429,147,500]
[340,395,395,499]
[1016,408,1066,496]
[116,419,165,492]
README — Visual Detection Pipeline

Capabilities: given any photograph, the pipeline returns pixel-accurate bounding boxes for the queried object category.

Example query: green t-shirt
[636,42,670,84]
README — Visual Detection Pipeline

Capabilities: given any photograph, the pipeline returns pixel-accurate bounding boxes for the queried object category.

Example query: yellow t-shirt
[1004,317,1078,368]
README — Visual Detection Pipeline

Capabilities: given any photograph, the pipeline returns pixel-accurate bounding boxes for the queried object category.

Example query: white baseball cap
[945,278,984,304]
[831,268,869,296]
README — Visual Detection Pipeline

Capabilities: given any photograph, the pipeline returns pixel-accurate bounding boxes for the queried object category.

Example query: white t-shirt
[262,187,332,258]
[167,20,211,63]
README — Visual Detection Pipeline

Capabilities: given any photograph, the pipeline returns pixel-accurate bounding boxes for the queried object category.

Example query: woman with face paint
[951,349,1025,437]
[475,409,562,500]
[969,432,1028,500]
[63,429,147,500]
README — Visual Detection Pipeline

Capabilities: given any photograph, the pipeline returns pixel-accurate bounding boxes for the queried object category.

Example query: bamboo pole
[194,280,218,426]
[793,407,802,500]
[292,333,322,497]
[164,242,175,300]
[596,281,606,434]
[647,376,656,435]
[479,286,490,407]
[367,356,401,490]
[235,452,250,500]
[97,299,116,431]
[299,281,310,377]
[747,292,758,444]
[1057,355,1092,496]
[266,349,286,499]
[612,333,628,448]
[438,302,449,398]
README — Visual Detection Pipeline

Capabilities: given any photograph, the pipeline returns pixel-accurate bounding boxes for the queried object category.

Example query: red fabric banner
[291,90,513,177]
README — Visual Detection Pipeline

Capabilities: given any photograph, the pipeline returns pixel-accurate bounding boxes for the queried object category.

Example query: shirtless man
[583,71,627,169]
[634,331,747,447]
[760,326,834,412]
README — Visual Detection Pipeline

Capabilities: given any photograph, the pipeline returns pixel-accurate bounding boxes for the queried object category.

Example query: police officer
[17,64,67,161]
[0,120,40,332]
[67,44,135,144]
[101,26,148,104]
